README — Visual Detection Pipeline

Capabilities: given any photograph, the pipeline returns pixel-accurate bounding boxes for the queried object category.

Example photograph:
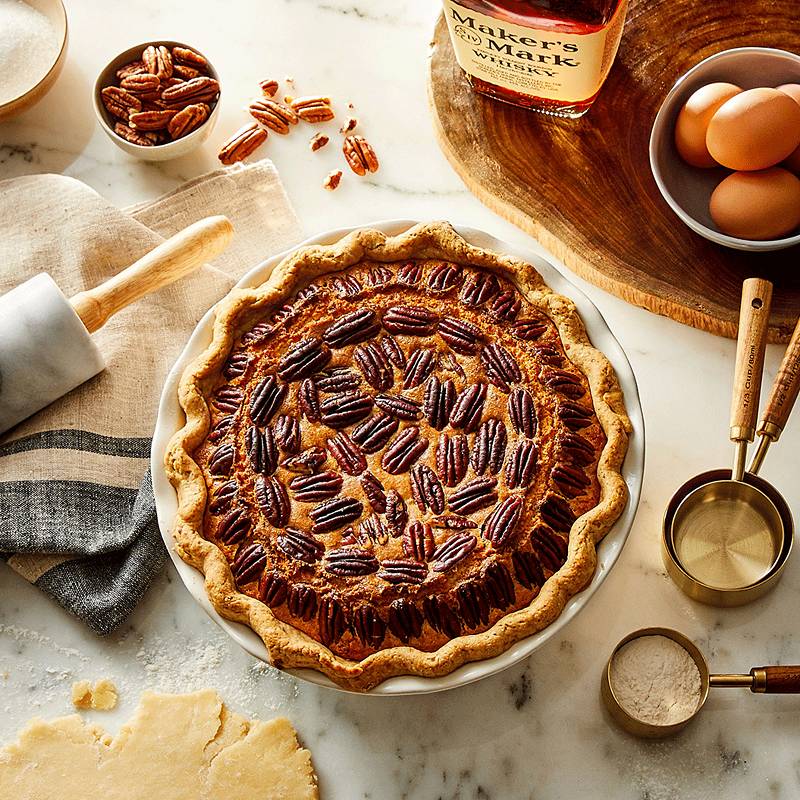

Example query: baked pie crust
[166,222,630,691]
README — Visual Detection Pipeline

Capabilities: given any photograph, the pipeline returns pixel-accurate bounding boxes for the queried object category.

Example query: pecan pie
[167,223,630,690]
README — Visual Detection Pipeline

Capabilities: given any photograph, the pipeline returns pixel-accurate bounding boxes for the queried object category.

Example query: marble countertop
[2,2,800,798]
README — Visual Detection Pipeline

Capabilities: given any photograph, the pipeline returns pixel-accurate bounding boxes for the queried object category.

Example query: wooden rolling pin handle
[69,215,234,334]
[730,278,773,443]
[752,666,800,693]
[758,315,800,441]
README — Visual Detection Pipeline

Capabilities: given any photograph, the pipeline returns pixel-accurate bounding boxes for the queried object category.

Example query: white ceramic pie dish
[151,219,645,695]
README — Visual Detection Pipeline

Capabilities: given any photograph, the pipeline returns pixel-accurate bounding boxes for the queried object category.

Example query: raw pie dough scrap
[71,678,118,710]
[0,690,318,800]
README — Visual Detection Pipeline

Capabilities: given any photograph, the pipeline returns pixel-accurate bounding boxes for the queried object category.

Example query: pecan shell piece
[470,418,508,476]
[388,599,423,643]
[481,495,523,549]
[232,543,267,585]
[255,475,290,527]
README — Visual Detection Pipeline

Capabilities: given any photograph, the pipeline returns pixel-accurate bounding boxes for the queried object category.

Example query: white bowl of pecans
[93,41,221,161]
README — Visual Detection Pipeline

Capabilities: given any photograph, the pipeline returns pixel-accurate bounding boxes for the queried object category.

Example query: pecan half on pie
[167,223,630,690]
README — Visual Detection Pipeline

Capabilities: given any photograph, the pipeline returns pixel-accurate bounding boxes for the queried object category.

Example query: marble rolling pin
[0,215,234,435]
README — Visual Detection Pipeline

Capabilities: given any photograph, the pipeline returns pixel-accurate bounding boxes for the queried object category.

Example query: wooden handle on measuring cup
[730,278,773,444]
[752,665,800,693]
[757,315,800,443]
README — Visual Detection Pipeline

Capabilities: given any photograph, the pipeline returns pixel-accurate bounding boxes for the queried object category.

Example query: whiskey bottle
[441,0,628,118]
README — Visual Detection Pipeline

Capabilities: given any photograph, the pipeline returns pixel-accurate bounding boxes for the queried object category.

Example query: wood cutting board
[428,2,800,342]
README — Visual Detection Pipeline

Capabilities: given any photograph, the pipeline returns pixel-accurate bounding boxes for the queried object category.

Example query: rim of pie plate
[151,219,645,695]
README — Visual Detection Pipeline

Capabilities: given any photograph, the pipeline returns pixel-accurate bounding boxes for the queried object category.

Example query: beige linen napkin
[0,161,302,632]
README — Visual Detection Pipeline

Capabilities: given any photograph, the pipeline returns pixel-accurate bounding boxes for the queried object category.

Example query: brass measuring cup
[602,627,800,738]
[662,278,798,605]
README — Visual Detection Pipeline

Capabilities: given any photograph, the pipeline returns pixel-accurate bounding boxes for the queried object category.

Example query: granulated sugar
[610,634,702,725]
[0,0,60,105]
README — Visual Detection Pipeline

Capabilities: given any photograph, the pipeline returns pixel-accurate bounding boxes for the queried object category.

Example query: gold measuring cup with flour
[662,278,800,606]
[602,628,800,738]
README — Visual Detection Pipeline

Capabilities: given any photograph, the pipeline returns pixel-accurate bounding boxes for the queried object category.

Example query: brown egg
[709,168,800,240]
[706,88,800,171]
[674,82,742,167]
[777,84,800,174]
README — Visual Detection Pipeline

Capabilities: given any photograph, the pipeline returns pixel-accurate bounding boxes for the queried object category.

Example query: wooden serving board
[428,3,800,342]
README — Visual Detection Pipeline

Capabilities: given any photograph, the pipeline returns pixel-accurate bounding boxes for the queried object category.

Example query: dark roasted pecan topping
[380,335,406,368]
[350,412,399,454]
[511,317,548,340]
[388,598,423,642]
[504,440,538,490]
[423,595,462,637]
[508,387,537,438]
[364,265,393,287]
[249,375,287,426]
[531,345,563,366]
[424,375,457,430]
[539,495,577,532]
[438,351,466,381]
[310,497,364,534]
[359,514,389,545]
[458,581,490,628]
[470,418,507,476]
[258,571,288,607]
[255,475,290,527]
[450,382,487,433]
[383,305,439,336]
[402,521,435,561]
[325,547,379,576]
[360,471,387,513]
[436,432,469,487]
[481,342,522,392]
[277,527,325,562]
[282,445,327,475]
[241,321,274,346]
[481,495,523,549]
[531,525,568,572]
[449,476,498,515]
[484,562,516,609]
[209,443,234,476]
[298,378,320,422]
[557,432,595,467]
[273,414,301,454]
[209,480,238,514]
[431,514,477,530]
[288,584,318,620]
[224,351,250,379]
[326,431,367,475]
[410,463,446,514]
[552,463,591,498]
[320,391,374,428]
[427,262,462,291]
[323,309,380,347]
[207,415,234,444]
[246,426,278,475]
[296,284,320,302]
[402,347,436,390]
[378,559,428,585]
[318,595,347,644]
[460,271,499,307]
[217,507,251,545]
[374,393,421,420]
[232,542,266,584]
[437,317,483,355]
[397,260,423,285]
[289,470,343,502]
[558,401,594,431]
[381,426,429,474]
[277,336,331,382]
[384,489,408,537]
[353,605,386,648]
[431,532,477,572]
[213,385,243,413]
[353,342,393,391]
[315,368,362,393]
[544,369,586,399]
[332,274,362,298]
[490,290,521,321]
[512,550,544,590]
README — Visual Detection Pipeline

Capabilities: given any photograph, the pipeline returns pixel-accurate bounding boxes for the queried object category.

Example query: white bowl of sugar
[0,0,67,120]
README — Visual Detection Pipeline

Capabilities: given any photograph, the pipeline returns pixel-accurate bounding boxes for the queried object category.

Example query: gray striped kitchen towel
[0,162,301,633]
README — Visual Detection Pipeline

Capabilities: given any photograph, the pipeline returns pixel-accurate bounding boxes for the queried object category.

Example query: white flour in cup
[610,634,703,726]
[0,0,60,105]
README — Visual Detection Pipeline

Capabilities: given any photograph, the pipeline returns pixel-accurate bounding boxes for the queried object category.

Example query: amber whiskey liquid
[442,0,627,117]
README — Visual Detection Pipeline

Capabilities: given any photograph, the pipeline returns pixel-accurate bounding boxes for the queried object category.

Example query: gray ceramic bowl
[93,41,220,162]
[649,47,800,252]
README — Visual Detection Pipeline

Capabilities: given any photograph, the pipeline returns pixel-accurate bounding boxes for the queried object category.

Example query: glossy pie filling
[194,258,606,660]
